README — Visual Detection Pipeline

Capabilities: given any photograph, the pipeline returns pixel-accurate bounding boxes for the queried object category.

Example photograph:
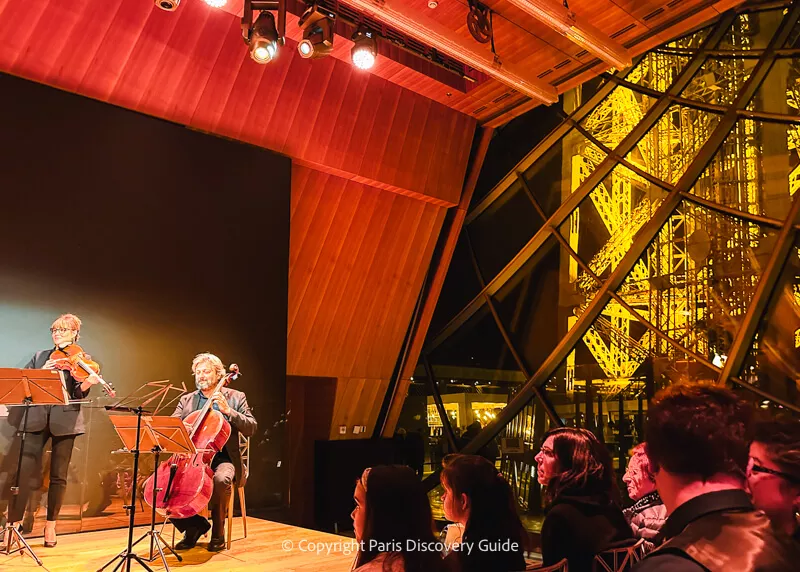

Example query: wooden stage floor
[3,517,357,571]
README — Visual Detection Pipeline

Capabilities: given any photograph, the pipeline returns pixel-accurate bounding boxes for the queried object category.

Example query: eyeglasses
[50,328,72,334]
[749,463,800,484]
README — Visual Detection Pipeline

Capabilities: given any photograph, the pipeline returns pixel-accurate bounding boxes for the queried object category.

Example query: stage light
[297,3,335,59]
[203,0,227,7]
[248,11,280,63]
[351,29,377,70]
[155,0,180,11]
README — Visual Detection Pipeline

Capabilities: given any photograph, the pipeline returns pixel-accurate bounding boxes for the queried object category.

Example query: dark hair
[440,454,526,572]
[752,418,800,482]
[541,427,618,505]
[354,465,445,572]
[646,383,752,480]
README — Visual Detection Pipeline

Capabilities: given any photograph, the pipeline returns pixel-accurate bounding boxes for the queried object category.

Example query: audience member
[535,427,632,571]
[622,443,667,543]
[351,465,447,572]
[747,418,800,540]
[440,454,526,572]
[633,383,799,571]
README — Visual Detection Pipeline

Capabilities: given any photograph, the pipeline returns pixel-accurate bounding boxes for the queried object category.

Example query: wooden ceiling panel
[0,0,476,206]
[288,166,447,380]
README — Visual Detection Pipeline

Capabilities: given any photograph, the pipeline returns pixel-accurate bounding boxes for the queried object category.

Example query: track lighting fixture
[242,0,286,64]
[297,3,336,59]
[351,28,377,70]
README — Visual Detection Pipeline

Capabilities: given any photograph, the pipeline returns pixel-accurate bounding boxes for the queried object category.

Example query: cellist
[170,353,256,552]
[4,313,103,547]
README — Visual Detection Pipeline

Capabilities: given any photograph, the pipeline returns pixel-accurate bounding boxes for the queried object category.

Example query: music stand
[98,413,194,572]
[0,367,69,566]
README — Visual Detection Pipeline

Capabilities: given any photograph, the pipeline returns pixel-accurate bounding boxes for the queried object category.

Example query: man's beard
[195,378,214,391]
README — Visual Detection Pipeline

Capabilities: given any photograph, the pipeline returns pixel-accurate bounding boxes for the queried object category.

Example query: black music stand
[0,367,69,566]
[98,413,193,572]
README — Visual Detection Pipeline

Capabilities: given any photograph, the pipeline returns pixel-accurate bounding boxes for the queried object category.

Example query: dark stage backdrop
[0,72,290,531]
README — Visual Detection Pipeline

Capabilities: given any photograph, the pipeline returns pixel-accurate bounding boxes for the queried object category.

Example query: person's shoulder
[353,553,405,572]
[633,551,705,572]
[223,387,247,398]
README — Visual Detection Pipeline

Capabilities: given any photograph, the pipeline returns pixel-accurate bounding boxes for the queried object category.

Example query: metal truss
[418,1,800,477]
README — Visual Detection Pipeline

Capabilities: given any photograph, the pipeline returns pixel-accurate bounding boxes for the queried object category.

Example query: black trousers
[171,459,235,539]
[8,428,76,522]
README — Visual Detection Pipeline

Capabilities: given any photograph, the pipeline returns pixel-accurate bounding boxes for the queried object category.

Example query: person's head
[747,419,800,536]
[350,465,442,571]
[623,443,657,501]
[50,314,81,347]
[191,352,225,391]
[534,427,617,504]
[645,383,752,510]
[440,454,526,571]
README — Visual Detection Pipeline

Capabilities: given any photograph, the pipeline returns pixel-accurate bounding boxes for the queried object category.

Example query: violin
[50,343,117,397]
[143,364,240,519]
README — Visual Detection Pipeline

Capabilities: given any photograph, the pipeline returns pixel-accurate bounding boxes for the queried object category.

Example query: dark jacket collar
[660,489,753,541]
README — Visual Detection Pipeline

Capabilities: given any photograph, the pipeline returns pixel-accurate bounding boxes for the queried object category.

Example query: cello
[143,364,240,519]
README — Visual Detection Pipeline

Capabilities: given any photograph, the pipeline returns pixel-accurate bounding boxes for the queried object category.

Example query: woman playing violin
[7,313,104,547]
[170,353,256,552]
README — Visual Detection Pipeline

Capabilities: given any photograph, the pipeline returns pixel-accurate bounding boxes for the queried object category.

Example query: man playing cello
[170,353,256,552]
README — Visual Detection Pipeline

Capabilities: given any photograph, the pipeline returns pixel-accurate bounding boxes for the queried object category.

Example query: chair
[592,538,645,572]
[169,434,250,550]
[524,557,568,571]
[225,434,249,549]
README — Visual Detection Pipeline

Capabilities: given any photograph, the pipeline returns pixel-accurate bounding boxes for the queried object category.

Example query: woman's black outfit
[6,347,90,522]
[540,488,634,572]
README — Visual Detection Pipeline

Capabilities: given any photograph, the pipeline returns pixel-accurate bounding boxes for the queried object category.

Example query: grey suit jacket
[8,349,90,436]
[171,387,256,486]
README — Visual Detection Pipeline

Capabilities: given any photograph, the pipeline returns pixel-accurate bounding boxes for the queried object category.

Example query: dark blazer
[8,349,90,436]
[171,387,257,486]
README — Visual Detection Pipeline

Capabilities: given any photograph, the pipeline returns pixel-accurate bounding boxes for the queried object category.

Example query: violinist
[6,313,103,548]
[170,353,256,552]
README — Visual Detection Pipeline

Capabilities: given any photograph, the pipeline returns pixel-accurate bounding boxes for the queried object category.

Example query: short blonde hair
[191,352,226,379]
[52,314,82,340]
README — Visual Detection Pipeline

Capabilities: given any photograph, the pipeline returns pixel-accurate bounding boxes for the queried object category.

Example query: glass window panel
[579,86,656,151]
[750,58,800,117]
[498,393,557,532]
[680,57,757,106]
[469,129,606,281]
[625,104,723,185]
[667,26,712,51]
[428,234,485,336]
[618,200,778,362]
[393,377,441,480]
[492,235,567,375]
[691,119,796,220]
[785,14,800,49]
[557,164,666,291]
[625,53,690,92]
[717,9,786,51]
[468,182,545,282]
[736,241,800,411]
[426,305,524,440]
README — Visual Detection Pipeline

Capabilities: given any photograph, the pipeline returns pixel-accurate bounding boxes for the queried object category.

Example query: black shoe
[207,536,226,552]
[175,521,211,550]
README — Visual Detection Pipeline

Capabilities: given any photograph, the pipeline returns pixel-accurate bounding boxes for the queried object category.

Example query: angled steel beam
[427,16,734,355]
[720,189,800,381]
[457,8,799,457]
[422,354,458,453]
[679,191,786,229]
[463,230,563,428]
